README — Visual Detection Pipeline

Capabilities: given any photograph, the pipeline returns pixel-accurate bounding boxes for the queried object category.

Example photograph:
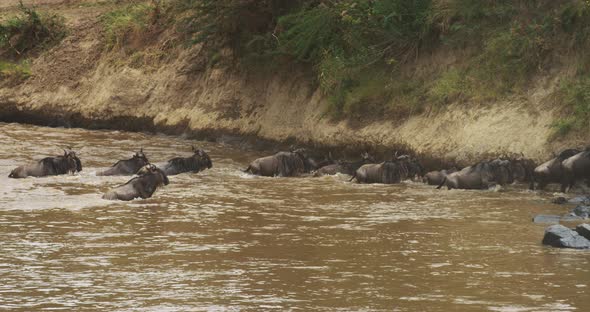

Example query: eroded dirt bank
[0,1,586,165]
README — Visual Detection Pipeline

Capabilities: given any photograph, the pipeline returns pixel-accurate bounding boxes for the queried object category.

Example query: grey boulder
[542,224,590,249]
[576,224,590,241]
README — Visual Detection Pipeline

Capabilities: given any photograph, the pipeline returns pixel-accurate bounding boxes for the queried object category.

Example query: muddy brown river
[0,122,589,311]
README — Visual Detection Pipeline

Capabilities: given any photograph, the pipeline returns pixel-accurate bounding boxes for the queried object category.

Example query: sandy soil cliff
[0,1,586,164]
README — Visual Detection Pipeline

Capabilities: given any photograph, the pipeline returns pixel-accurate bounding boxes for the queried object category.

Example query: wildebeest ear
[191,145,197,153]
[63,149,68,156]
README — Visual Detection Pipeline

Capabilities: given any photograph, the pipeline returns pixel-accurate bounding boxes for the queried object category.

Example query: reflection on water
[0,122,589,311]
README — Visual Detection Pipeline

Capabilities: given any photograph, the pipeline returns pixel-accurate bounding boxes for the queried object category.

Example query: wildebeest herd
[8,146,212,201]
[7,145,590,201]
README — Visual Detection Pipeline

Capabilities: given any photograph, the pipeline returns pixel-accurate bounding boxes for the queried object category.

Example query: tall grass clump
[0,1,66,58]
[551,76,590,136]
[101,1,162,50]
[0,60,31,83]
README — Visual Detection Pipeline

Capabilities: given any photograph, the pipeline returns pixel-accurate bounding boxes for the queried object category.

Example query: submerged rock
[542,224,590,249]
[532,214,583,224]
[569,196,590,205]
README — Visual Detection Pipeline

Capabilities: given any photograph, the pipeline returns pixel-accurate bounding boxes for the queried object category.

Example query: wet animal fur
[9,150,82,178]
[102,164,169,201]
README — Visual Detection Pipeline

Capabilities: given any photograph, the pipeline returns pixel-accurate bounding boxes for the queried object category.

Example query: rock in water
[576,224,590,241]
[571,205,590,219]
[533,215,562,224]
[569,196,590,205]
[542,224,590,249]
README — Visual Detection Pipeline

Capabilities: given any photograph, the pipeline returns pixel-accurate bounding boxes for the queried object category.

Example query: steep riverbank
[1,0,588,165]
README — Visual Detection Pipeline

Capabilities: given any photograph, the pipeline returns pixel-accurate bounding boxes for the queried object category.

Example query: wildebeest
[313,152,375,177]
[158,146,212,176]
[244,148,317,177]
[350,154,422,184]
[533,149,580,191]
[507,156,536,187]
[97,149,149,176]
[436,160,508,190]
[304,152,334,172]
[423,168,458,185]
[9,149,82,178]
[561,148,590,192]
[102,164,169,201]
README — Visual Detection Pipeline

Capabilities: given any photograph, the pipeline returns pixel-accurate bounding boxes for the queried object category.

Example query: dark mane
[558,149,580,161]
[40,156,74,175]
[276,152,305,176]
[380,162,402,184]
[166,156,203,173]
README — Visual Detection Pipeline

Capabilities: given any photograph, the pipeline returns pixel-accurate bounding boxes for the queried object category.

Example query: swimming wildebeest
[436,160,508,190]
[304,152,334,172]
[8,149,82,178]
[533,149,580,191]
[506,156,536,188]
[244,148,318,177]
[313,152,375,177]
[102,164,169,201]
[561,148,590,192]
[97,149,149,176]
[350,154,423,184]
[159,146,212,176]
[423,168,458,185]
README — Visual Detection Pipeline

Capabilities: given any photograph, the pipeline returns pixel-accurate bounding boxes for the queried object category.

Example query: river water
[0,122,588,311]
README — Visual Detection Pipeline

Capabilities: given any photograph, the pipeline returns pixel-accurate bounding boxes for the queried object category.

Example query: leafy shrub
[0,1,66,58]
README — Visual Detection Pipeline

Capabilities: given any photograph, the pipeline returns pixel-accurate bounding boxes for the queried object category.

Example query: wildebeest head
[133,148,149,163]
[396,154,424,178]
[192,146,212,169]
[361,152,376,163]
[138,163,170,185]
[64,149,82,173]
[487,159,512,184]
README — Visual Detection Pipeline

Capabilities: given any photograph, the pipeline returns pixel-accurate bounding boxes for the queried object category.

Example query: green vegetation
[0,1,65,85]
[0,60,31,83]
[552,76,590,136]
[103,0,590,131]
[101,1,162,50]
[0,1,66,58]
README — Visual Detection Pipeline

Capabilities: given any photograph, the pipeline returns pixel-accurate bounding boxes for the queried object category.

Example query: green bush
[163,0,590,120]
[0,1,66,58]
